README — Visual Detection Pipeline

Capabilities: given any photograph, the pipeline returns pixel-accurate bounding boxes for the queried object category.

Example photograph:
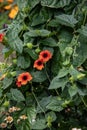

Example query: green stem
[45,66,51,83]
[45,64,59,96]
[83,13,87,25]
[79,95,87,108]
[31,87,45,114]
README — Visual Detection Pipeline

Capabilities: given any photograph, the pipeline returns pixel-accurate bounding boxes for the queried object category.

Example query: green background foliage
[0,0,87,130]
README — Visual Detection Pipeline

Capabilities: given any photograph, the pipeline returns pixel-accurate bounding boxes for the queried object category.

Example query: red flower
[39,50,52,62]
[16,80,21,87]
[33,59,44,70]
[17,72,32,86]
[0,33,4,42]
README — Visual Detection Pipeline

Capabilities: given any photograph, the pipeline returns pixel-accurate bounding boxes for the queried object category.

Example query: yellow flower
[7,0,14,3]
[8,5,18,19]
[4,4,12,10]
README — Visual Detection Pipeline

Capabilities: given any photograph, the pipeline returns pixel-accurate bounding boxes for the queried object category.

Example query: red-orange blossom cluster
[16,72,32,87]
[34,50,52,70]
[0,33,4,42]
[16,50,52,87]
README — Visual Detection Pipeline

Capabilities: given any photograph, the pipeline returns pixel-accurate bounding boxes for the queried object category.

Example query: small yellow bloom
[4,4,12,10]
[7,0,14,3]
[8,5,18,19]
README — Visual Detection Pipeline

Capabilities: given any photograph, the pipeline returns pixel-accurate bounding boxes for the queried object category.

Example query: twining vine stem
[31,84,45,114]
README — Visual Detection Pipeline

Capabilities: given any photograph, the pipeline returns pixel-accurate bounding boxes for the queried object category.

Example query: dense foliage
[0,0,87,130]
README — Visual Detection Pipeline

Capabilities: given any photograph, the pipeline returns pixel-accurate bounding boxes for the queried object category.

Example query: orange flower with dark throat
[16,80,21,87]
[0,33,4,42]
[34,59,44,70]
[17,72,32,86]
[39,50,52,62]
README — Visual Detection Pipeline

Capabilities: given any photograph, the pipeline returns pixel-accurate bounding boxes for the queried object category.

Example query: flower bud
[26,43,33,49]
[12,59,17,64]
[35,48,41,53]
[3,101,9,107]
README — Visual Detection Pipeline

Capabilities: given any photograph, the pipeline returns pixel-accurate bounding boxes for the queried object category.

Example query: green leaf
[2,48,13,58]
[7,23,23,53]
[17,55,31,69]
[8,36,23,54]
[26,107,36,123]
[78,25,87,37]
[23,32,34,43]
[43,47,54,54]
[3,77,13,90]
[23,122,31,130]
[31,119,46,129]
[0,88,3,98]
[79,77,87,85]
[49,76,68,89]
[46,97,64,112]
[17,0,28,10]
[40,37,58,47]
[69,65,85,80]
[51,49,61,75]
[45,111,57,122]
[24,48,38,60]
[28,0,40,10]
[16,120,30,130]
[28,29,51,37]
[37,96,52,113]
[31,7,52,26]
[31,70,47,82]
[58,67,69,78]
[48,19,60,27]
[73,26,87,66]
[10,88,25,102]
[77,88,87,96]
[58,30,73,55]
[68,84,78,97]
[41,0,71,8]
[55,14,78,28]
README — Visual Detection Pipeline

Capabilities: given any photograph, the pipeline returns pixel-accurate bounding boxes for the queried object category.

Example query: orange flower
[39,50,52,62]
[7,0,14,3]
[17,72,32,85]
[33,59,44,70]
[8,5,18,19]
[0,33,4,42]
[0,0,3,2]
[4,4,12,10]
[16,80,21,87]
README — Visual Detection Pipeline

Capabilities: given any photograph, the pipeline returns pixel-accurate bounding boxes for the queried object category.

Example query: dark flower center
[37,61,43,66]
[43,53,48,58]
[22,75,27,80]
